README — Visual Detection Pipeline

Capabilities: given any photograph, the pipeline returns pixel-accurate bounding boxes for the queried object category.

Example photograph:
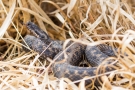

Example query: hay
[0,0,135,89]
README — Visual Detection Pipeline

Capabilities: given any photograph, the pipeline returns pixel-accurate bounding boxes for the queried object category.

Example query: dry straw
[0,0,135,90]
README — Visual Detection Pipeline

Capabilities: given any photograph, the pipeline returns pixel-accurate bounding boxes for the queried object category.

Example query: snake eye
[26,21,31,26]
[27,23,30,26]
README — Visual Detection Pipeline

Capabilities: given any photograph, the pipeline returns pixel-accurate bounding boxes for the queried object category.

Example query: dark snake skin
[23,21,117,85]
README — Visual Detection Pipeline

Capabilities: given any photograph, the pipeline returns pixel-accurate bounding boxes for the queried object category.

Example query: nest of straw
[0,0,135,89]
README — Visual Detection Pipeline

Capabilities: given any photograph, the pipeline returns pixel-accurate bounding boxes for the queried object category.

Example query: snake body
[23,22,116,85]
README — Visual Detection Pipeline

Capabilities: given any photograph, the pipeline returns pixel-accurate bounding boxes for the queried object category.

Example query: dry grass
[0,0,135,90]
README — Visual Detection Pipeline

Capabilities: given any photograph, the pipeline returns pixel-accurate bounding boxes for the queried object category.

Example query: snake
[22,21,117,85]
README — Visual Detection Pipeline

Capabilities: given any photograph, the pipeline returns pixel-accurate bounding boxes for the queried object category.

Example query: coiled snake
[23,22,117,85]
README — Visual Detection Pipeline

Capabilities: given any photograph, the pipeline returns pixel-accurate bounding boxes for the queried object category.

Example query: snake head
[25,21,50,40]
[24,21,52,44]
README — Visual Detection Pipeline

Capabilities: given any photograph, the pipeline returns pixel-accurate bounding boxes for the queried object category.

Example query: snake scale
[23,21,117,85]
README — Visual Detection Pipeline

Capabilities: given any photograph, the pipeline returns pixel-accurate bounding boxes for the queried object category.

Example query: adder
[22,21,117,85]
